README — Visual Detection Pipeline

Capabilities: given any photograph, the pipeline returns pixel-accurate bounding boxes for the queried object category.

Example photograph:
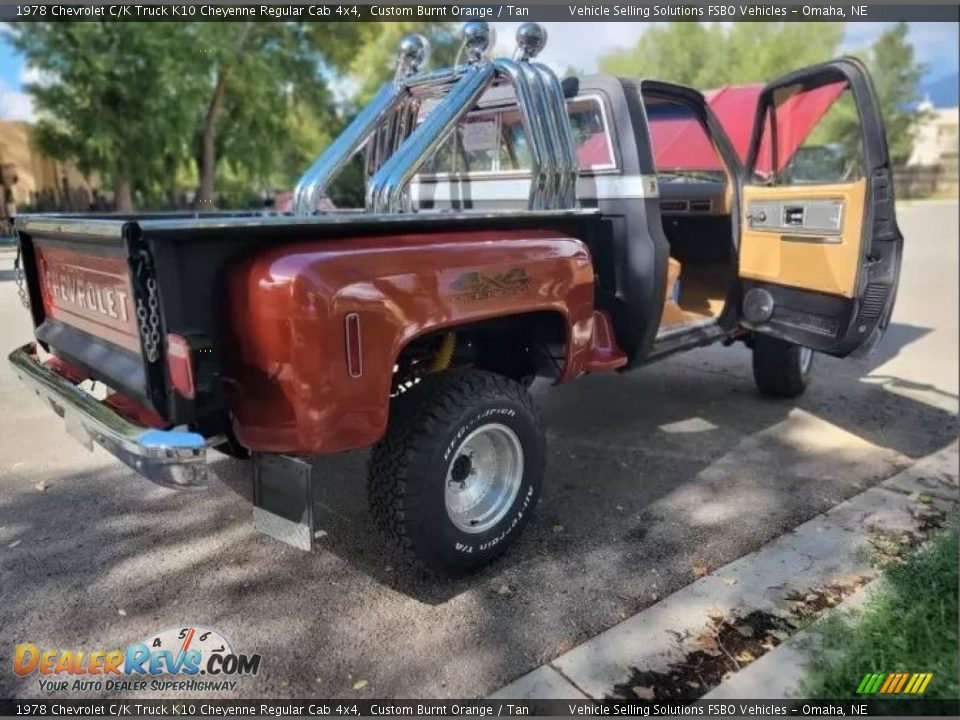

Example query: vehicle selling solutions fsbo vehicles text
[568,5,789,17]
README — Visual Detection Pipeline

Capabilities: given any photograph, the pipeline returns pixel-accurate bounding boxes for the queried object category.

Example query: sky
[1,21,958,120]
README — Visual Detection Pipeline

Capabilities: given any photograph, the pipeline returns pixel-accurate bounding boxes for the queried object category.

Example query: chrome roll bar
[368,63,497,213]
[293,22,579,216]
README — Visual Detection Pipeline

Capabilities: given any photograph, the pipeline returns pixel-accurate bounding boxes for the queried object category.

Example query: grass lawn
[801,519,958,700]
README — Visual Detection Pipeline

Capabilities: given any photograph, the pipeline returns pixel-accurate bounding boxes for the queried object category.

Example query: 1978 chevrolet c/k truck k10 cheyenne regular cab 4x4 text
[10,23,902,574]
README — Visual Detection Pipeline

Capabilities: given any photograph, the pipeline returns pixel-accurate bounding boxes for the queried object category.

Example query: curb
[490,441,958,700]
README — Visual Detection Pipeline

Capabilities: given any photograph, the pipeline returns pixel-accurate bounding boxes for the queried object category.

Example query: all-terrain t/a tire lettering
[368,369,544,575]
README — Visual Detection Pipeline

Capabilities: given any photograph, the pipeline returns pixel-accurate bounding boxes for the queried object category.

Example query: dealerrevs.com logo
[14,626,262,693]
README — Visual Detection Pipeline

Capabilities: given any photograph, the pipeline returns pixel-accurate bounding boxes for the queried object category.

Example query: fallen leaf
[692,564,709,578]
[707,608,725,621]
[34,481,48,492]
[353,679,368,691]
[804,593,819,603]
[918,494,932,505]
[631,686,655,700]
[314,530,329,539]
[735,650,756,663]
[692,632,720,655]
[722,577,738,586]
[117,609,127,616]
[552,524,565,534]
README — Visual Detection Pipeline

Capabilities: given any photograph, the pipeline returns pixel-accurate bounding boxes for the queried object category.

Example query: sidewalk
[491,441,958,700]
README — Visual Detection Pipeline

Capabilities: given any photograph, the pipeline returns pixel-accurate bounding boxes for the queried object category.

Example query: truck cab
[8,22,902,575]
[407,64,902,373]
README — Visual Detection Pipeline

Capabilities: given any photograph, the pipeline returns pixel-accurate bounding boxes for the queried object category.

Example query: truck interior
[640,91,737,335]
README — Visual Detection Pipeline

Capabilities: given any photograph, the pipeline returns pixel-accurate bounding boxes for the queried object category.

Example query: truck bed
[16,209,603,436]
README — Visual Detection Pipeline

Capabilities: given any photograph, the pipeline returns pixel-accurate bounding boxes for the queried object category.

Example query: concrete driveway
[0,201,957,699]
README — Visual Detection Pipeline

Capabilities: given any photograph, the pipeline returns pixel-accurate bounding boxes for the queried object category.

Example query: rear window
[420,96,616,176]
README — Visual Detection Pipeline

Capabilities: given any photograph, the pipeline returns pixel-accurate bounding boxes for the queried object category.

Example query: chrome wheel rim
[798,346,814,375]
[444,423,524,534]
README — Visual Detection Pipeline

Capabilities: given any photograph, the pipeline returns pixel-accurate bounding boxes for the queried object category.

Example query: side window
[420,95,616,175]
[753,80,864,186]
[420,116,497,175]
[498,97,616,172]
[643,96,728,183]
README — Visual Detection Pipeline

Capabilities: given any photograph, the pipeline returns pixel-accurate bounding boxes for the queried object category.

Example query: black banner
[1,3,959,22]
[2,699,960,717]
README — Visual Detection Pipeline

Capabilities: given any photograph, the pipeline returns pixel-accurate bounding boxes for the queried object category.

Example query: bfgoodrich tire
[752,335,815,398]
[368,369,544,575]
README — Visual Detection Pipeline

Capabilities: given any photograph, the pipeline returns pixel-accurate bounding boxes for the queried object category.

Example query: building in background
[899,98,960,197]
[0,120,100,215]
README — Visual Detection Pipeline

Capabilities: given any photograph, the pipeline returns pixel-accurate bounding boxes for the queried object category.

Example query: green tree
[599,22,844,87]
[9,22,199,211]
[347,22,460,105]
[9,22,362,210]
[852,22,927,166]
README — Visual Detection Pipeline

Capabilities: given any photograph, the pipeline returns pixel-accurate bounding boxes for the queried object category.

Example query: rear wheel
[752,335,814,398]
[368,368,544,575]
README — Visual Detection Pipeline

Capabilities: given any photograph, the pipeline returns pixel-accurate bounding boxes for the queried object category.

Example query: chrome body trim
[410,174,659,203]
[8,343,215,488]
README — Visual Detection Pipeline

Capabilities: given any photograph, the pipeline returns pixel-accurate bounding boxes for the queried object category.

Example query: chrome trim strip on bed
[411,174,659,202]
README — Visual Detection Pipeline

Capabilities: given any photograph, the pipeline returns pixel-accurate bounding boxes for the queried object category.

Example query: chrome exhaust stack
[295,22,579,216]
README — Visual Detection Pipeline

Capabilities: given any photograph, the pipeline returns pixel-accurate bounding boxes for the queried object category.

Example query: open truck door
[737,58,903,357]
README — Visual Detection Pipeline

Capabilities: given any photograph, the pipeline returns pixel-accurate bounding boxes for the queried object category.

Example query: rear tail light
[166,334,195,399]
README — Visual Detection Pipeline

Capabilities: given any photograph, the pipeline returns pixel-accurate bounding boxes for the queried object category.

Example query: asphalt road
[1,201,957,700]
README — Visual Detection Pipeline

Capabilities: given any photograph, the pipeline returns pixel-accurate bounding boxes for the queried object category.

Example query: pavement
[0,200,958,699]
[491,441,958,700]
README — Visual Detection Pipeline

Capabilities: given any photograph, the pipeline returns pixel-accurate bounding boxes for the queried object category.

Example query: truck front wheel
[368,369,544,575]
[751,335,815,398]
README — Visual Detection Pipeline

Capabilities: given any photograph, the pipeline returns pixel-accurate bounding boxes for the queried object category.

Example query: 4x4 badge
[450,268,530,301]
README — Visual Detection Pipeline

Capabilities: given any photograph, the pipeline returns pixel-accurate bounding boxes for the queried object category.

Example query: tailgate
[17,219,157,412]
[34,245,140,353]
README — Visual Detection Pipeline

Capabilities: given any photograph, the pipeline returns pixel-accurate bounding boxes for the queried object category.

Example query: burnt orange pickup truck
[9,22,902,574]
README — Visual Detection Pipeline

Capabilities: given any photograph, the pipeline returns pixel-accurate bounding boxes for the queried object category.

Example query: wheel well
[393,311,567,391]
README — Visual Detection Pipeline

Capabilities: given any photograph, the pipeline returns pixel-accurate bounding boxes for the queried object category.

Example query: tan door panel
[739,179,866,298]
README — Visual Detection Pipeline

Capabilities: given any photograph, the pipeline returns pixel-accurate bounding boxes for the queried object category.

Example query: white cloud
[0,77,33,120]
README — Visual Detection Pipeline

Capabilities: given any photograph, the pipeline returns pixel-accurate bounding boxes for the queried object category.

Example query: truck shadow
[209,321,956,606]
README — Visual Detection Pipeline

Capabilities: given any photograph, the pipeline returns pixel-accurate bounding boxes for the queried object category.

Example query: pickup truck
[9,22,902,575]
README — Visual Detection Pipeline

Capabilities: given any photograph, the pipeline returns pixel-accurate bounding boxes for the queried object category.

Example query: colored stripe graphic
[859,672,934,694]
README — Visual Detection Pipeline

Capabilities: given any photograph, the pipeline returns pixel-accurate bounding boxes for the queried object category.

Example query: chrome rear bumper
[8,343,215,488]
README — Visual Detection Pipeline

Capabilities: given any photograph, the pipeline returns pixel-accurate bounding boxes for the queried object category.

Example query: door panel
[740,179,865,297]
[737,58,903,358]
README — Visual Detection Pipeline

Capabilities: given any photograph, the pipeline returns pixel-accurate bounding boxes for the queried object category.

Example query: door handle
[784,206,805,226]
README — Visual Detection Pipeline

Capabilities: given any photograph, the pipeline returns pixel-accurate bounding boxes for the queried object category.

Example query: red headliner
[650,82,846,173]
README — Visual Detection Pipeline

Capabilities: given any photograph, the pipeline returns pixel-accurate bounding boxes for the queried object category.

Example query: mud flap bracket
[252,453,315,551]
